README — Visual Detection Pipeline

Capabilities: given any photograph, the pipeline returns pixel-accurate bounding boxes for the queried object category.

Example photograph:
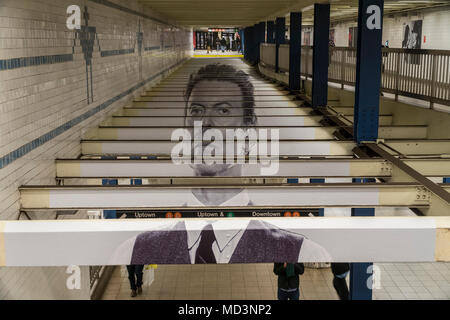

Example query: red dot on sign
[284,212,292,217]
[293,211,300,217]
[174,212,182,218]
[166,212,173,218]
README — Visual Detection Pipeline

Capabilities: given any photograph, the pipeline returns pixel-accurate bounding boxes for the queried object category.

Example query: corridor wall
[0,0,191,299]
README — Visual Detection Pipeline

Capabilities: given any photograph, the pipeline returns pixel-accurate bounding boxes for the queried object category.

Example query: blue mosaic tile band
[101,48,135,57]
[0,58,187,170]
[145,46,161,51]
[0,54,73,71]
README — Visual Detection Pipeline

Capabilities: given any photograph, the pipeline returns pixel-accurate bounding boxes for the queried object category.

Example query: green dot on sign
[226,212,234,217]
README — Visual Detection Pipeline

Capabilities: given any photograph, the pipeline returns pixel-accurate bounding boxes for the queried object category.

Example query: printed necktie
[195,224,217,264]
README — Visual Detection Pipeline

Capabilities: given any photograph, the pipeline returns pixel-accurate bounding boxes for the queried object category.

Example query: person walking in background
[236,36,242,53]
[206,37,211,54]
[220,37,226,52]
[126,264,144,297]
[274,262,305,300]
[215,37,221,52]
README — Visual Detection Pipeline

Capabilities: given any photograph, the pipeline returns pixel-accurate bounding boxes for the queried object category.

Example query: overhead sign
[117,208,320,219]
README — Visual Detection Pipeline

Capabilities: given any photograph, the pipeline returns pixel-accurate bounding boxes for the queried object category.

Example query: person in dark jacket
[220,37,226,52]
[273,262,305,300]
[331,263,350,300]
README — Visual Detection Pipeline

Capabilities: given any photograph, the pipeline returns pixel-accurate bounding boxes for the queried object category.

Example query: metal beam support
[289,12,302,91]
[312,3,330,108]
[267,21,275,44]
[354,0,384,143]
[275,17,285,73]
[365,142,450,205]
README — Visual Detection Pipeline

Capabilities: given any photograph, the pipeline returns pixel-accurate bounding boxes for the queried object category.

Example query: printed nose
[202,113,214,128]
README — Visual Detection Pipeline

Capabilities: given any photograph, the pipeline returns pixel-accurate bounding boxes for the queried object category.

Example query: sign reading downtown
[116,208,320,219]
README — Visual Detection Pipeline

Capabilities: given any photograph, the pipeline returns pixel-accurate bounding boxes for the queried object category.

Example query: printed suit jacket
[130,220,304,264]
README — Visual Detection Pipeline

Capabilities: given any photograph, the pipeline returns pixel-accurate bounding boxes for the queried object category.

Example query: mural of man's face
[185,80,247,176]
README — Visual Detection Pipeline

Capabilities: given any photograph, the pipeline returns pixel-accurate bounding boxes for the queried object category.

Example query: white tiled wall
[310,7,450,49]
[0,0,191,299]
[382,10,450,50]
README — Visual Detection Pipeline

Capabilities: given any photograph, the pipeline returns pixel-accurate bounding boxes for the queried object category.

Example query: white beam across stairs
[80,140,356,156]
[79,139,450,157]
[55,158,393,178]
[106,115,394,126]
[54,158,450,179]
[0,217,448,266]
[90,126,427,140]
[19,184,436,209]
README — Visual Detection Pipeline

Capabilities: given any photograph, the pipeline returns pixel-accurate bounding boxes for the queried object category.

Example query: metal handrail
[260,44,450,108]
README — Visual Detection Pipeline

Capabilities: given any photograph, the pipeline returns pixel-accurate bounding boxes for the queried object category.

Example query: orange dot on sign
[284,211,292,217]
[165,212,173,218]
[174,212,182,218]
[293,211,300,217]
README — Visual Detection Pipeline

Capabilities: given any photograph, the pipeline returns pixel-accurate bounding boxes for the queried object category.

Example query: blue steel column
[267,21,275,43]
[354,0,384,143]
[252,24,258,63]
[312,4,330,108]
[249,25,256,64]
[275,17,285,73]
[289,12,302,91]
[350,178,375,300]
[310,178,325,216]
[244,27,251,62]
[239,29,245,54]
[256,22,266,64]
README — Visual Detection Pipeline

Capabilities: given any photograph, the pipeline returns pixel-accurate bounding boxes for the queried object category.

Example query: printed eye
[189,106,204,116]
[217,107,230,115]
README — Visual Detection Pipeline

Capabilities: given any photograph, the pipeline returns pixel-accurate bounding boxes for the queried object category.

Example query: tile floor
[100,262,450,300]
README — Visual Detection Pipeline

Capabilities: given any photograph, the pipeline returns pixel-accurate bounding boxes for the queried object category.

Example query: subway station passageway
[1,0,450,302]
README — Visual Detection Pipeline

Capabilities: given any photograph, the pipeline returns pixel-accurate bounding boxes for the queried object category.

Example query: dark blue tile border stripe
[100,48,135,57]
[0,58,187,170]
[0,54,73,71]
[145,46,161,51]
